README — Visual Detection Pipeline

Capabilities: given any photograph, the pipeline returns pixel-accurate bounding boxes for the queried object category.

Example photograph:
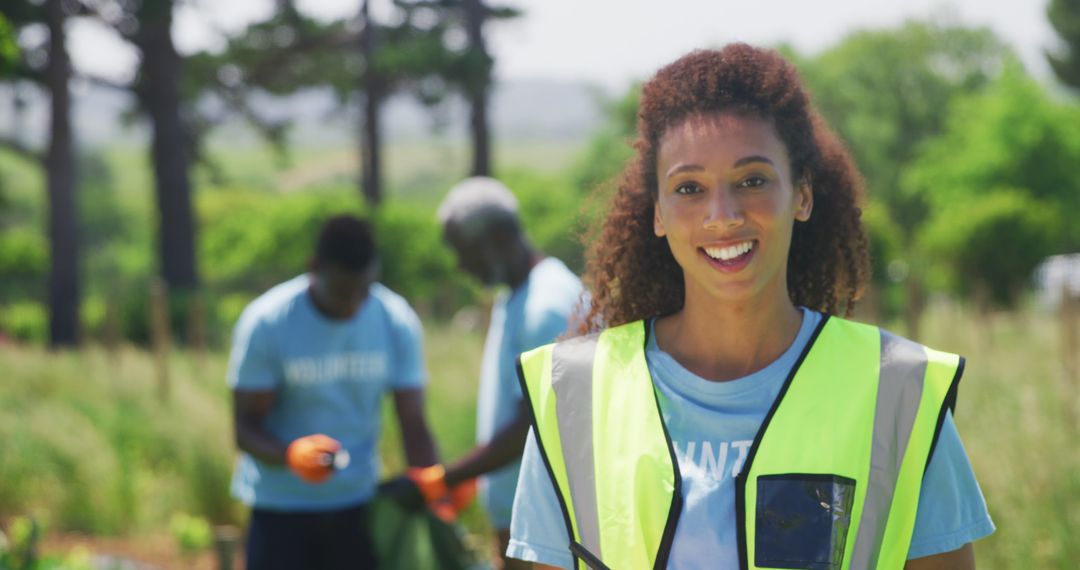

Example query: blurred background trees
[1047,0,1080,90]
[794,21,1013,336]
[3,7,1080,347]
[0,1,80,347]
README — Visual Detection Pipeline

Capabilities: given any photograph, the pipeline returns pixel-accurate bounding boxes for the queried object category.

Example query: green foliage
[0,345,241,534]
[169,513,212,555]
[498,169,587,273]
[0,228,46,302]
[0,516,41,570]
[0,302,46,343]
[0,519,107,570]
[799,19,1011,237]
[571,86,639,195]
[190,0,521,155]
[1047,0,1080,89]
[0,13,18,76]
[198,187,475,318]
[904,62,1080,250]
[860,200,903,287]
[371,201,474,314]
[78,152,134,297]
[858,201,906,317]
[200,188,365,292]
[920,190,1060,309]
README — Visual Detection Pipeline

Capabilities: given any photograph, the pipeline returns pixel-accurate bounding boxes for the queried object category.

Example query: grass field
[1,305,1077,568]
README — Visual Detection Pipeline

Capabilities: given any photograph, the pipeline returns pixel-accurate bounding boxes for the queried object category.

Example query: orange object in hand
[286,434,341,484]
[450,478,477,511]
[424,476,478,523]
[406,464,450,504]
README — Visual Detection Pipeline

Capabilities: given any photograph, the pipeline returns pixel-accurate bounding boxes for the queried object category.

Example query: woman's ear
[795,177,813,222]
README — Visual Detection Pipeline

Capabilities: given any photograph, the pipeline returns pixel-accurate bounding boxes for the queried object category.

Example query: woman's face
[653,111,813,308]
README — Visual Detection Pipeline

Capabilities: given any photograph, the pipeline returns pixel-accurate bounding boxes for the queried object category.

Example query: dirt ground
[41,532,244,570]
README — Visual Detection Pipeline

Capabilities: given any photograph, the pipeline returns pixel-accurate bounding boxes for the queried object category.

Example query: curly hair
[579,44,870,333]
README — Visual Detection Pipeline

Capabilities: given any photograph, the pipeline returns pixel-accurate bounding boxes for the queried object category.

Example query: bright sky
[69,0,1057,91]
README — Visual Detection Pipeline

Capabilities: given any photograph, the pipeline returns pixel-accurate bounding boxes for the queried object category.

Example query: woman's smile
[700,240,756,273]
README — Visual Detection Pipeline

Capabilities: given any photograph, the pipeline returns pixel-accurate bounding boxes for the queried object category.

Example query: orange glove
[450,478,477,511]
[424,476,478,523]
[434,478,479,522]
[406,464,449,504]
[286,434,341,484]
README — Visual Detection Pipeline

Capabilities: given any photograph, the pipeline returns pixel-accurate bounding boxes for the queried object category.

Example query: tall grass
[0,344,239,533]
[1,308,1077,568]
[917,302,1079,568]
[0,321,486,536]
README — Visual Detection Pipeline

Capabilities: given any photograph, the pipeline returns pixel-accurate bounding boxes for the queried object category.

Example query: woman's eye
[738,176,767,188]
[674,183,702,195]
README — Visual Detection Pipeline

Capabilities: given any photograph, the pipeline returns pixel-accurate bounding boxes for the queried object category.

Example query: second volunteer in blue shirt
[402,177,583,569]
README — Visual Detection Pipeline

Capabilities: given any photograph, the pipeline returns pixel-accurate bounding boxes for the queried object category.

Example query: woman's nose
[703,188,744,229]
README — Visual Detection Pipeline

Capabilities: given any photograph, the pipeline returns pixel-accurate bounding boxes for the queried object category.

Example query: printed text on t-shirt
[673,440,753,481]
[283,352,388,386]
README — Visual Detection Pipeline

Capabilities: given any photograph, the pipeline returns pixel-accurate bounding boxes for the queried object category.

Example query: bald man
[411,177,583,568]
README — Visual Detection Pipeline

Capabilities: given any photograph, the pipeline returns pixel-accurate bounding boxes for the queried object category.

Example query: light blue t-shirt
[508,309,995,567]
[227,275,427,511]
[477,257,583,529]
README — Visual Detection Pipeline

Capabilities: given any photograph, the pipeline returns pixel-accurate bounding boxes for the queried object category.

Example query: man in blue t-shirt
[401,177,582,569]
[228,215,440,570]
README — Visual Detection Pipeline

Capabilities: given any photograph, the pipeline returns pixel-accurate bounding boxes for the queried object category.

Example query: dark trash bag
[368,493,488,570]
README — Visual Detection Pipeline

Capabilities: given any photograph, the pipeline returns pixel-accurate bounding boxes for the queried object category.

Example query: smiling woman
[507,45,995,570]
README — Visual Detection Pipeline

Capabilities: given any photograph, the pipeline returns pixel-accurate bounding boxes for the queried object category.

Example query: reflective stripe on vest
[518,315,962,570]
[519,322,680,570]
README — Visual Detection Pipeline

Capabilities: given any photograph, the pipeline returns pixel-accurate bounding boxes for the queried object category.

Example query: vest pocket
[755,473,856,570]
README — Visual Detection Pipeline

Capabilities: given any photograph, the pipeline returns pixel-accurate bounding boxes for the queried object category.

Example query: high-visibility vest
[517,315,963,570]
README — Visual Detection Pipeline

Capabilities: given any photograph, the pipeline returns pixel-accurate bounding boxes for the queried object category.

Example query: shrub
[920,189,1060,309]
[0,302,47,344]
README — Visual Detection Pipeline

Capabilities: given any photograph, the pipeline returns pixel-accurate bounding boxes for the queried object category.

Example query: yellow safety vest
[517,315,962,570]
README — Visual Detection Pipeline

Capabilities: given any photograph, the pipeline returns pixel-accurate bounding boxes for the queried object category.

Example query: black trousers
[245,503,378,570]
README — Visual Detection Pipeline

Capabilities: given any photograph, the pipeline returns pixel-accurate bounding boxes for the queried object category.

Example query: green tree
[905,63,1080,307]
[920,190,1060,310]
[88,0,200,295]
[1047,0,1080,89]
[193,1,517,205]
[905,63,1080,244]
[798,19,1011,334]
[0,1,81,347]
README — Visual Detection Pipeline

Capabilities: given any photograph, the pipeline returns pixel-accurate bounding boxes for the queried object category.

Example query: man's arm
[444,400,531,487]
[233,389,288,464]
[393,387,440,467]
[904,543,975,570]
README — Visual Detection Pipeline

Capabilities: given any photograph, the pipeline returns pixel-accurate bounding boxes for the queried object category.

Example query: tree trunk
[468,79,490,176]
[464,0,491,176]
[359,0,383,206]
[903,273,924,342]
[138,0,198,292]
[44,0,79,347]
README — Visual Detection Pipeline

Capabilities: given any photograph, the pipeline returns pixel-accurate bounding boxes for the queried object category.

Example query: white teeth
[704,241,753,261]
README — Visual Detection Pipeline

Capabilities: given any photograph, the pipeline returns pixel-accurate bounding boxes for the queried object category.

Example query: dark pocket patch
[755,473,856,570]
